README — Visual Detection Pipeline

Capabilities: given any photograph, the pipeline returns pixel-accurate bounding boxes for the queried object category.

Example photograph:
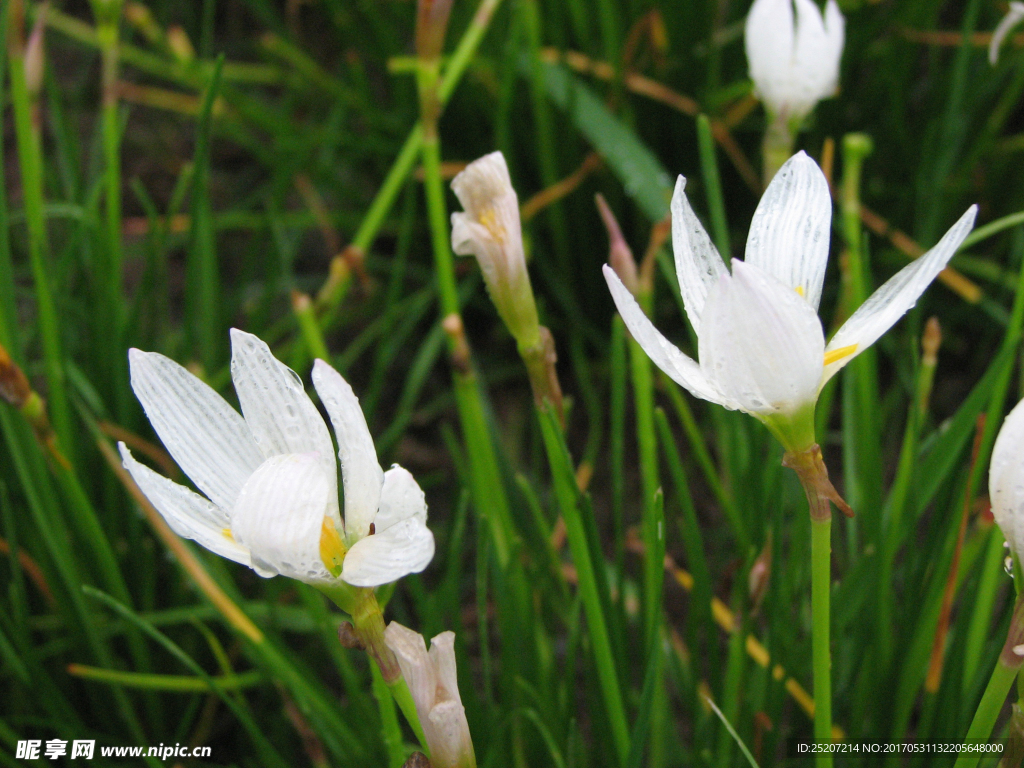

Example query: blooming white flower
[451,151,540,348]
[120,329,434,587]
[990,2,1024,65]
[603,152,977,450]
[744,0,845,122]
[990,398,1024,560]
[384,622,475,768]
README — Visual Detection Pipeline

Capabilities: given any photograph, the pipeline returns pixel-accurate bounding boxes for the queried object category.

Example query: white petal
[427,700,474,768]
[451,151,514,218]
[373,465,427,532]
[745,151,832,310]
[450,213,492,259]
[990,2,1024,65]
[699,260,824,415]
[384,622,435,716]
[428,632,461,705]
[129,348,263,511]
[823,205,977,385]
[603,265,729,407]
[119,443,251,567]
[792,0,843,109]
[991,398,1024,559]
[823,0,845,72]
[230,453,334,583]
[341,518,435,587]
[228,330,339,514]
[745,0,795,114]
[311,359,383,540]
[670,176,727,334]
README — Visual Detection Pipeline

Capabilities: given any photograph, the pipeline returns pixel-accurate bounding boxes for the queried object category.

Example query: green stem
[417,49,516,570]
[761,112,795,188]
[537,406,631,765]
[696,113,730,258]
[319,583,431,752]
[954,661,1018,768]
[349,0,503,256]
[387,674,430,757]
[627,290,660,645]
[98,19,126,415]
[811,516,833,768]
[7,43,73,456]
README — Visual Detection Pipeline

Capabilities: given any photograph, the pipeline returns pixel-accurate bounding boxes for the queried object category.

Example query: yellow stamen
[319,518,347,577]
[477,207,505,242]
[795,285,805,297]
[823,343,858,366]
[222,528,234,541]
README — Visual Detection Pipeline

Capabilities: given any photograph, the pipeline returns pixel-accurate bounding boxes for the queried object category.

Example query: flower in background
[451,150,564,417]
[990,2,1024,65]
[603,151,976,453]
[385,623,476,768]
[121,329,434,588]
[745,0,845,123]
[451,151,541,350]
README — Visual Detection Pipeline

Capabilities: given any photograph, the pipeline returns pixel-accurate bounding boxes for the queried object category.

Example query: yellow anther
[795,285,805,297]
[222,528,234,541]
[319,517,347,577]
[477,207,505,242]
[823,343,858,366]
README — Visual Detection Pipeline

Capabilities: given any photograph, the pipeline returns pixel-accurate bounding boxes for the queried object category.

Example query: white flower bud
[384,623,476,768]
[451,151,540,349]
[990,398,1024,562]
[744,0,845,122]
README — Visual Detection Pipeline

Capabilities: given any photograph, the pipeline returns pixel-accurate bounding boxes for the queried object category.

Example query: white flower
[990,398,1024,560]
[603,152,977,449]
[990,2,1024,65]
[384,622,475,768]
[120,329,434,588]
[744,0,845,122]
[451,151,540,347]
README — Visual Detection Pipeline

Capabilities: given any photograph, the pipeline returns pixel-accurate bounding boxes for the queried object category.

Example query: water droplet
[1005,555,1015,578]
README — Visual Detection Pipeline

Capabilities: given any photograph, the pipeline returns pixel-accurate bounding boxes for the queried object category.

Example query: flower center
[319,517,348,577]
[478,207,506,242]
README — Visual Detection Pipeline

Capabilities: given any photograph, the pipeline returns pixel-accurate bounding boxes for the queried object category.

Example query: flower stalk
[762,112,796,188]
[323,585,431,752]
[782,441,851,768]
[810,515,833,767]
[782,443,854,523]
[955,593,1024,768]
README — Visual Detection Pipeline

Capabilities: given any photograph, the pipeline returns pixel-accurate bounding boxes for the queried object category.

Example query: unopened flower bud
[595,194,639,297]
[385,623,476,768]
[744,0,844,123]
[24,4,46,99]
[451,151,541,349]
